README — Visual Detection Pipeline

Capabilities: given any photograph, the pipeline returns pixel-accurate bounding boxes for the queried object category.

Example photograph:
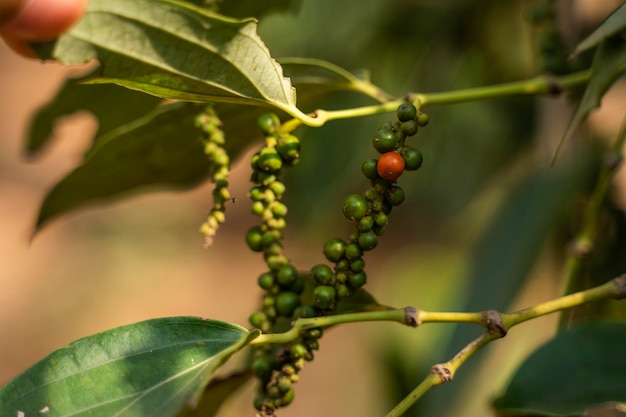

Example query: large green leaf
[35,102,210,231]
[31,0,305,119]
[26,69,161,156]
[0,317,259,417]
[494,323,626,416]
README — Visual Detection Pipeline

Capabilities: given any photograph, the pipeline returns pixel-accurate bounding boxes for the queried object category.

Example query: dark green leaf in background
[0,317,258,417]
[35,102,210,231]
[26,69,161,156]
[494,323,626,416]
[31,0,303,117]
[425,152,597,415]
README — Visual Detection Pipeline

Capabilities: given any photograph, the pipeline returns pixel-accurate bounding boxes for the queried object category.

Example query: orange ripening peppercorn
[376,152,405,181]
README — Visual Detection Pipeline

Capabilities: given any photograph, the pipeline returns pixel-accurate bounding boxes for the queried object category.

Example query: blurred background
[1,0,625,416]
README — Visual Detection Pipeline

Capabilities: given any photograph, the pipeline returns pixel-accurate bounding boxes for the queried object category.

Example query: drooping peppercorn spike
[196,106,231,248]
[248,113,321,416]
[315,102,427,308]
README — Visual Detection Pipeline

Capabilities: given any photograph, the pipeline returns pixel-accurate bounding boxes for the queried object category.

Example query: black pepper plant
[1,1,626,417]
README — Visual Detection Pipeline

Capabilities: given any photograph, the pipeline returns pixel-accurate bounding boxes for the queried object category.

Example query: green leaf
[279,57,391,105]
[0,317,259,417]
[573,2,626,56]
[27,69,161,156]
[553,37,626,163]
[175,371,251,417]
[31,0,305,119]
[35,102,210,231]
[494,323,626,416]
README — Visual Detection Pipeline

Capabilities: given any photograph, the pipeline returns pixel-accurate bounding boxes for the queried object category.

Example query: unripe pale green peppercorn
[290,343,307,359]
[258,113,281,135]
[400,119,418,136]
[417,113,429,127]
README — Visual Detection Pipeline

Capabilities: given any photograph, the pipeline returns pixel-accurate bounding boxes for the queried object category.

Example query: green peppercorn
[417,112,429,127]
[397,102,418,122]
[293,305,317,319]
[275,291,300,317]
[342,194,369,221]
[277,134,301,162]
[386,185,405,206]
[348,271,367,288]
[249,311,267,328]
[277,265,298,288]
[374,212,388,227]
[337,284,351,299]
[258,113,281,135]
[258,151,283,173]
[311,263,334,285]
[290,343,307,359]
[358,216,374,232]
[401,146,423,171]
[400,119,418,136]
[358,230,378,251]
[269,181,286,197]
[305,328,323,339]
[246,226,264,252]
[373,129,400,153]
[323,238,346,262]
[252,355,274,381]
[362,159,380,180]
[314,285,336,309]
[345,243,362,260]
[350,258,365,272]
[258,272,275,290]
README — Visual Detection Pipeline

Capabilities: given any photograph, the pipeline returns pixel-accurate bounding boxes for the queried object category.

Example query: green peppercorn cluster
[196,106,230,247]
[246,113,320,416]
[311,102,427,309]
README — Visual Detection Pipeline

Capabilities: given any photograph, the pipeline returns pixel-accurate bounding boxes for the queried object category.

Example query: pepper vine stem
[281,69,592,132]
[384,274,626,417]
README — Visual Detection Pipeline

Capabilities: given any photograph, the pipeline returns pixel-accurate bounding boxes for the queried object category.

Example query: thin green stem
[249,308,410,346]
[414,70,590,107]
[504,276,624,328]
[282,69,591,131]
[418,310,485,325]
[385,274,626,417]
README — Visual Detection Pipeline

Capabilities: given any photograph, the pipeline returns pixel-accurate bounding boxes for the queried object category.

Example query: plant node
[482,309,507,337]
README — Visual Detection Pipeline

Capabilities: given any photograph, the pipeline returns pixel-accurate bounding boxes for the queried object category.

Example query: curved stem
[384,274,626,417]
[249,308,411,346]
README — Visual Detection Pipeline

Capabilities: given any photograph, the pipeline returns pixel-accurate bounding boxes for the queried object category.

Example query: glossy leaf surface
[0,317,257,417]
